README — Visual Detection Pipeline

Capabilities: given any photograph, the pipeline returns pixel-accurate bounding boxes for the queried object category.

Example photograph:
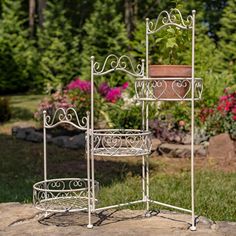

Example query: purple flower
[122,82,129,90]
[105,87,122,103]
[98,82,110,96]
[67,78,91,92]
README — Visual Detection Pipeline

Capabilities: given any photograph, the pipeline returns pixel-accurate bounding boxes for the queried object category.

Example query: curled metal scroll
[147,8,193,34]
[33,178,99,212]
[135,78,203,101]
[44,107,88,130]
[194,80,203,99]
[172,80,191,99]
[92,54,144,77]
[93,129,152,157]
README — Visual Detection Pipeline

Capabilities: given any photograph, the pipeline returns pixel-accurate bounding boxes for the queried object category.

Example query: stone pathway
[0,203,236,236]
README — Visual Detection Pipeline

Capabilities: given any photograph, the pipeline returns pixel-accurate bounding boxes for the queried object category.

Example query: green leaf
[166,38,178,48]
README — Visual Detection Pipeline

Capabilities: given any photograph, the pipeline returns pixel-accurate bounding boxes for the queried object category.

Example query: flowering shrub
[35,77,129,126]
[200,88,236,139]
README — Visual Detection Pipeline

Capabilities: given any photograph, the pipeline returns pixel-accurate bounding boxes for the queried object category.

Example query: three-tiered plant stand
[33,8,203,231]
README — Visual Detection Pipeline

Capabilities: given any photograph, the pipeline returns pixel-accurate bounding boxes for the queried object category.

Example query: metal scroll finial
[147,8,193,34]
[92,54,144,77]
[44,107,88,130]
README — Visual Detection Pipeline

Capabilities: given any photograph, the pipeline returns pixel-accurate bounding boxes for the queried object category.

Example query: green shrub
[0,97,11,123]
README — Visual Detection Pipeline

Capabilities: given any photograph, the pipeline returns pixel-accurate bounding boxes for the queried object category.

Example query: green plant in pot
[148,9,192,99]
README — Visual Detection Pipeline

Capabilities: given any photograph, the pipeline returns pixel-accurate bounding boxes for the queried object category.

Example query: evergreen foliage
[36,0,80,92]
[81,0,129,80]
[0,0,36,93]
[218,0,236,79]
[0,0,234,112]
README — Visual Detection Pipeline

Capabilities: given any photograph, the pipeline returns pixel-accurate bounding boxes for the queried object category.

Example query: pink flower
[232,107,236,115]
[67,78,91,92]
[98,82,110,96]
[233,115,236,121]
[122,82,129,90]
[219,95,228,101]
[105,87,122,103]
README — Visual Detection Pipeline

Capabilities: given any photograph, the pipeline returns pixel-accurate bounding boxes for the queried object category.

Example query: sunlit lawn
[0,94,235,222]
[0,95,45,134]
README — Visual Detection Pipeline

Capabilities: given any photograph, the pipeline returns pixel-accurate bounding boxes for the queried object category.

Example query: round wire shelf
[33,178,99,212]
[93,129,152,157]
[135,78,203,101]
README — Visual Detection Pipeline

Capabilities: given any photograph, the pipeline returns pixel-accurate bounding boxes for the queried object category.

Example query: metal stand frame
[32,8,201,231]
[32,108,98,228]
[88,9,201,231]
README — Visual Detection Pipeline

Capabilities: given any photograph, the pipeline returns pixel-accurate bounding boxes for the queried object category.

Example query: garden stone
[14,129,26,140]
[13,127,35,140]
[181,134,191,145]
[208,133,235,159]
[25,131,43,143]
[65,133,86,149]
[151,138,161,152]
[158,143,206,158]
[1,203,235,236]
[174,134,181,143]
[52,136,70,148]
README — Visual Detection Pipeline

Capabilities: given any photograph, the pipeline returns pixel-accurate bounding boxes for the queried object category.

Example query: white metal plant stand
[32,8,202,231]
[88,9,202,231]
[33,108,99,228]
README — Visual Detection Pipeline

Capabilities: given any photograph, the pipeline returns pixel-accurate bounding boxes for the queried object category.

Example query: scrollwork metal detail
[172,79,191,99]
[135,78,203,101]
[44,107,88,130]
[33,178,99,212]
[93,129,151,157]
[92,54,144,77]
[147,8,193,34]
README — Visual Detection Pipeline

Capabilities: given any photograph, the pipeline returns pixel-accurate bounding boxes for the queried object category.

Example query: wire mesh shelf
[93,129,152,157]
[135,78,203,101]
[33,178,99,212]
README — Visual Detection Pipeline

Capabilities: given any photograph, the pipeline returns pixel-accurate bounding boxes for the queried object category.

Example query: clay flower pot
[149,65,192,99]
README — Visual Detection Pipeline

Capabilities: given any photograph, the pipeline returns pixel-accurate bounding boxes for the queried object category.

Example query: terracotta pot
[149,65,192,99]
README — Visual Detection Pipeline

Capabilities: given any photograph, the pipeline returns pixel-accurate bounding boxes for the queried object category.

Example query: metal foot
[145,210,160,218]
[190,225,197,231]
[145,211,151,217]
[87,224,93,229]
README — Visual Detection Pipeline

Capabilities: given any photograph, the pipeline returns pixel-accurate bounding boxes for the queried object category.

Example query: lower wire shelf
[93,129,152,157]
[33,178,99,212]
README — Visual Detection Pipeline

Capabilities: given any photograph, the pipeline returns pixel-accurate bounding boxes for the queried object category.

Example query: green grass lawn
[0,134,235,222]
[0,94,235,222]
[0,95,45,134]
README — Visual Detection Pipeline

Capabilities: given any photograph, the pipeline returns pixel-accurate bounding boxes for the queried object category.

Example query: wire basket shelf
[93,129,152,157]
[135,78,203,101]
[33,178,99,212]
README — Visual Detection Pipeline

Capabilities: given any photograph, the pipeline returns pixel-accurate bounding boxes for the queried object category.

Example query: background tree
[0,0,37,94]
[81,0,129,81]
[218,0,236,80]
[36,0,80,92]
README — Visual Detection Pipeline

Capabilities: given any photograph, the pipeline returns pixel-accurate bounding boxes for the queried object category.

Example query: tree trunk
[29,0,36,37]
[124,0,138,39]
[37,0,46,27]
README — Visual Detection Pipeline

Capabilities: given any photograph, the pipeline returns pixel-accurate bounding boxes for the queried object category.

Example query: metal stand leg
[86,115,93,229]
[145,155,150,215]
[142,155,146,200]
[190,10,196,231]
